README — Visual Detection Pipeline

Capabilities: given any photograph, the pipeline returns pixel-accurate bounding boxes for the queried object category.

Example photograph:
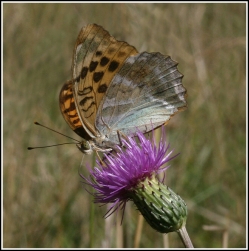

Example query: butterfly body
[59,24,187,154]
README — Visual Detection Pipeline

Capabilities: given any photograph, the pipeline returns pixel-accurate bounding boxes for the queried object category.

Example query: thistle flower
[81,128,188,235]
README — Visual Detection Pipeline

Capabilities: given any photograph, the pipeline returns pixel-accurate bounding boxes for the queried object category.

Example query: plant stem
[177,226,194,248]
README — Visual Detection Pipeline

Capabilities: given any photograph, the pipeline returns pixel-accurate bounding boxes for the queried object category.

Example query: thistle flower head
[81,128,187,233]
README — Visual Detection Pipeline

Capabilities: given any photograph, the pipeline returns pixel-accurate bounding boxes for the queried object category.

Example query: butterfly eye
[77,140,92,154]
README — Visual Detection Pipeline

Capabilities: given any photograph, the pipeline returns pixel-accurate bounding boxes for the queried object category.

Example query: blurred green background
[3,3,246,248]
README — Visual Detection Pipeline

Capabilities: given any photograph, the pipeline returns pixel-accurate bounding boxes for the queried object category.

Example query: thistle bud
[130,175,187,233]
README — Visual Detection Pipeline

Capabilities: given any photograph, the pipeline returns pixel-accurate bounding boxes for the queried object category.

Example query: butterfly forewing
[59,80,92,140]
[72,24,138,138]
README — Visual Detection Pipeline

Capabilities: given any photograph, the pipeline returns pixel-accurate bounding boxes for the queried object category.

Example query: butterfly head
[76,138,114,154]
[76,139,93,154]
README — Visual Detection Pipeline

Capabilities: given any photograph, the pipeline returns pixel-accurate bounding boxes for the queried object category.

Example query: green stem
[177,226,194,248]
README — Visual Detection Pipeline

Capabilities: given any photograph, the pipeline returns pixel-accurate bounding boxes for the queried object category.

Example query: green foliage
[3,3,246,248]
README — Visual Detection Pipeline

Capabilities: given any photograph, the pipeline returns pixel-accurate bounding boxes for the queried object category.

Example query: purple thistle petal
[80,127,179,217]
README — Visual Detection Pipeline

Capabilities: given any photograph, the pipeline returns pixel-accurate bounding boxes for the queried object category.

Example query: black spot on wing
[81,67,88,79]
[108,60,119,72]
[93,71,104,82]
[100,57,110,66]
[89,61,98,72]
[96,51,102,57]
[98,83,108,93]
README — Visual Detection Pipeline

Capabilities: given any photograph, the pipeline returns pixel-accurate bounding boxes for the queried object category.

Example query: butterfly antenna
[27,122,82,150]
[27,142,76,150]
[33,121,81,143]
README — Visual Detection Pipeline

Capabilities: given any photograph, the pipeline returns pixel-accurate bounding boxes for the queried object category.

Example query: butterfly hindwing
[96,52,187,143]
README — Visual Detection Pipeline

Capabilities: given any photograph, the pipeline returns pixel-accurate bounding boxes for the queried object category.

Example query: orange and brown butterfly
[59,23,187,154]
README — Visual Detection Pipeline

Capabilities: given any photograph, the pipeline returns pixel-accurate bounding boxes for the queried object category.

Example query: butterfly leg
[96,151,107,166]
[117,130,129,147]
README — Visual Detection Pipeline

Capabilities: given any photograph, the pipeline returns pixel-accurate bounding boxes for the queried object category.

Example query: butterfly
[59,24,187,154]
